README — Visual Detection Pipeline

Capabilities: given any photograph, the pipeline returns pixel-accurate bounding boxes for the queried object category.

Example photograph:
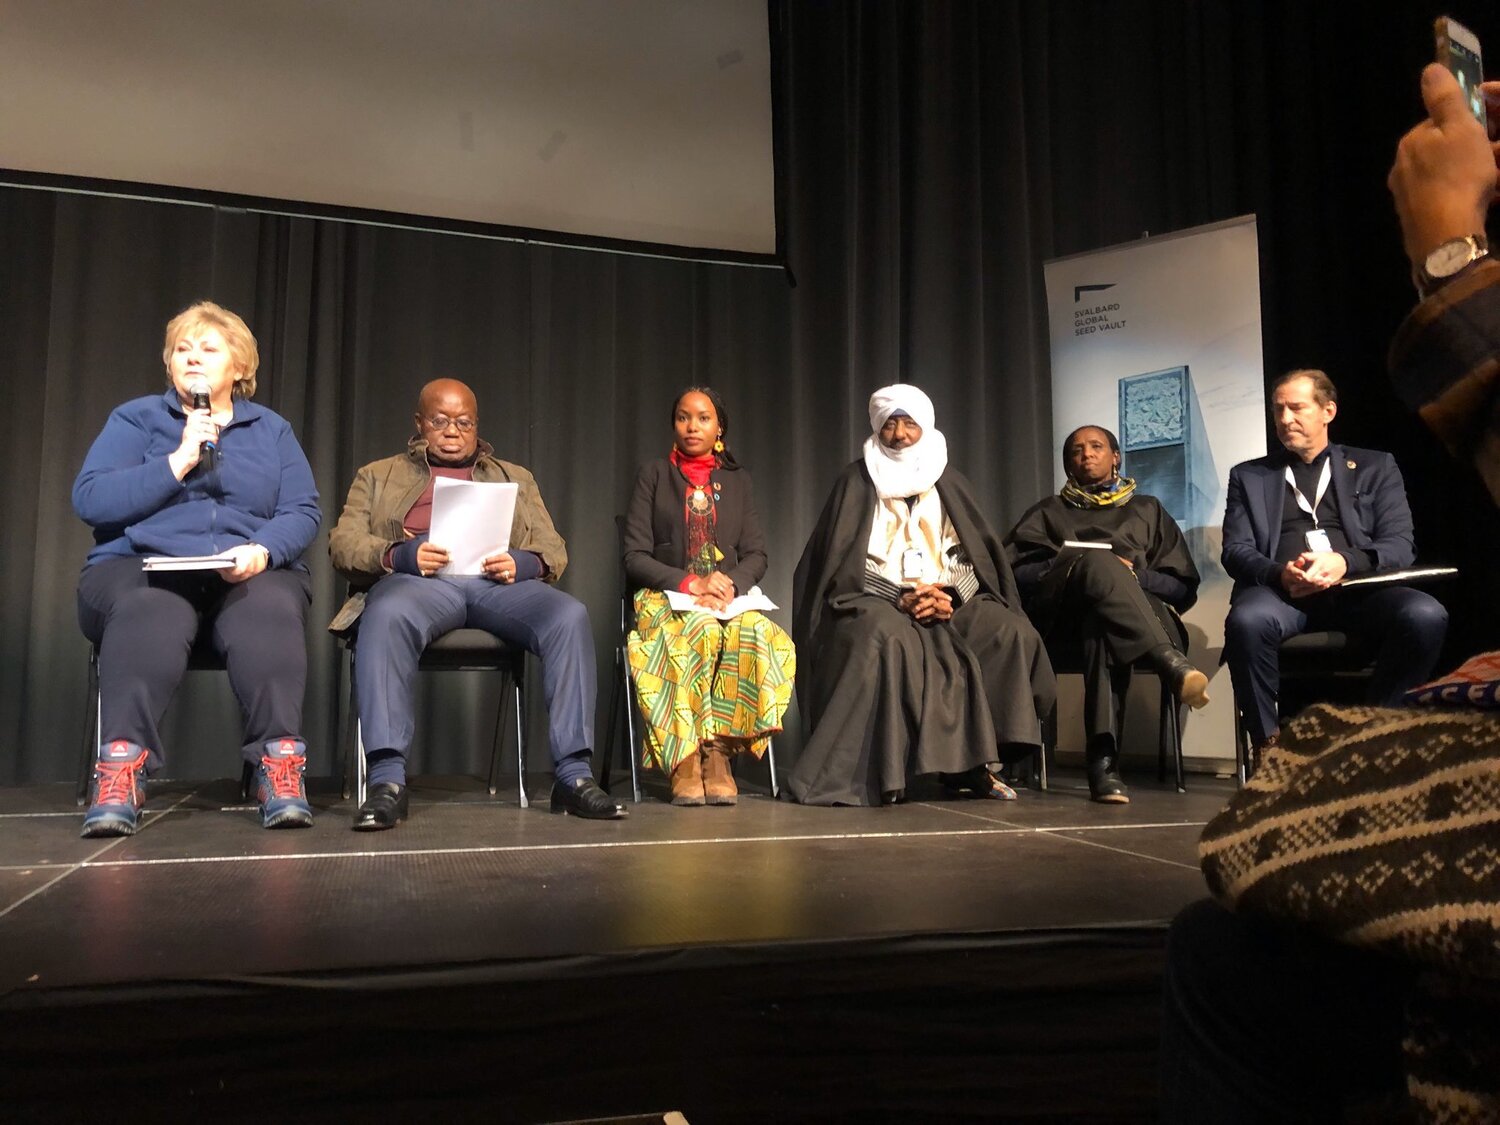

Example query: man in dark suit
[1222,368,1448,752]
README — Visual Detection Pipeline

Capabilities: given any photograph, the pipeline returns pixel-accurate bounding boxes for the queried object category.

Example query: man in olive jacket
[329,378,624,828]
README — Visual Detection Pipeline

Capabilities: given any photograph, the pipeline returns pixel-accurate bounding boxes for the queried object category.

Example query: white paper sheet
[664,586,778,622]
[141,553,237,571]
[430,478,519,576]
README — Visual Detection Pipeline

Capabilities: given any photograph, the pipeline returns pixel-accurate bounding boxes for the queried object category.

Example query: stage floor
[0,770,1228,995]
[0,772,1233,1123]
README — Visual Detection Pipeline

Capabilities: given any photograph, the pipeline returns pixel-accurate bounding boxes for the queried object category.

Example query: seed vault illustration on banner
[1042,216,1266,766]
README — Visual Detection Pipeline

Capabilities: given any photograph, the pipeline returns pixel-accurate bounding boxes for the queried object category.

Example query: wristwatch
[1419,234,1489,296]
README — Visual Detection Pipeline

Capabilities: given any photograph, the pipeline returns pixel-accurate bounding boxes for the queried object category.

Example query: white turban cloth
[862,383,949,499]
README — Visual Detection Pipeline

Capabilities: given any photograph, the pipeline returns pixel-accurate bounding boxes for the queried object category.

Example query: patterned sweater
[1200,704,1500,1121]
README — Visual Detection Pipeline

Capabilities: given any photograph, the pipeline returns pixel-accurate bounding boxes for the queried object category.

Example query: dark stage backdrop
[3,1,1496,785]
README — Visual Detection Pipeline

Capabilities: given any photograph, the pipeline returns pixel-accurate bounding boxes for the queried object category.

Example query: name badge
[1305,529,1332,553]
[901,548,926,580]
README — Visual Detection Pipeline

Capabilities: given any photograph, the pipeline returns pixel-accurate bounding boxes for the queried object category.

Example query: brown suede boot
[670,750,706,806]
[701,739,738,806]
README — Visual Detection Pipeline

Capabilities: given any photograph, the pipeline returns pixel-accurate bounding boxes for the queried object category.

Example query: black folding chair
[340,628,529,807]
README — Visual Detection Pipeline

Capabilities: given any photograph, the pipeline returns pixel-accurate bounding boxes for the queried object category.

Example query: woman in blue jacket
[72,302,321,838]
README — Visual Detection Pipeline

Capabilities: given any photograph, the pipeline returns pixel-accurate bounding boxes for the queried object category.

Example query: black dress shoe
[550,777,628,820]
[352,782,408,831]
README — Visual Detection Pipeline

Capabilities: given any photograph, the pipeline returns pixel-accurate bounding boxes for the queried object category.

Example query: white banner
[1041,216,1266,766]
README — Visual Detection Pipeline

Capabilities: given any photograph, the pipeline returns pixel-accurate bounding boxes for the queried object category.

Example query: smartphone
[1435,16,1487,129]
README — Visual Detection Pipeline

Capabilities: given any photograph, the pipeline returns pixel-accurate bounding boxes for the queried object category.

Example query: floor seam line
[1047,830,1203,872]
[0,819,1213,872]
[0,788,201,917]
[922,802,1029,828]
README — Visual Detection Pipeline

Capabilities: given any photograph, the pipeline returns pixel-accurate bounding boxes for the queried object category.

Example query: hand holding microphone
[168,381,221,479]
[190,381,220,465]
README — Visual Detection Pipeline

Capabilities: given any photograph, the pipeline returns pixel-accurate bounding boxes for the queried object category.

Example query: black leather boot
[1086,737,1130,804]
[1149,645,1211,710]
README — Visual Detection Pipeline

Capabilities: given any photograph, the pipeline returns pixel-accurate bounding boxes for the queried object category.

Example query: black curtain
[4,0,1495,785]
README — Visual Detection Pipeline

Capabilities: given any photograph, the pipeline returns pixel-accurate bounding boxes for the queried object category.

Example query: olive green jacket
[327,437,567,633]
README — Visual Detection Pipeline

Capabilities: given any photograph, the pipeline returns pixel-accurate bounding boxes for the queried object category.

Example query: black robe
[788,462,1055,806]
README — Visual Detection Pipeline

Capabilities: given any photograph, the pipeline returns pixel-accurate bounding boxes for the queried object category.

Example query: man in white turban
[789,384,1055,805]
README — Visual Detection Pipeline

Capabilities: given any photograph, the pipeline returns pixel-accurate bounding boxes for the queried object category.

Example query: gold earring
[713,438,725,454]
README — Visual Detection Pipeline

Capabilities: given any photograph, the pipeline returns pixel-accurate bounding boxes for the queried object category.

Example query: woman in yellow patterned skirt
[622,387,795,806]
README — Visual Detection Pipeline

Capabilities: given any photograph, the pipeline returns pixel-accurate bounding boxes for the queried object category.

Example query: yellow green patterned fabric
[626,590,796,773]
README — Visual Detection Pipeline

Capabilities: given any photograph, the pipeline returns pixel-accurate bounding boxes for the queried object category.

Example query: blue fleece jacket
[73,391,321,567]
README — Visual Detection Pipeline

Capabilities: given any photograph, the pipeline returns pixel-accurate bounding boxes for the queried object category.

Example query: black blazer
[622,458,768,594]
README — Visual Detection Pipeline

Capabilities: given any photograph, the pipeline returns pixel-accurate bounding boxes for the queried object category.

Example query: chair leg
[1157,679,1170,784]
[77,650,102,806]
[487,669,508,798]
[623,660,642,804]
[1038,706,1057,791]
[766,737,780,799]
[600,647,622,792]
[1235,709,1251,787]
[1160,679,1186,793]
[514,675,528,809]
[341,652,360,802]
[1172,698,1186,793]
[240,762,254,803]
[354,717,368,809]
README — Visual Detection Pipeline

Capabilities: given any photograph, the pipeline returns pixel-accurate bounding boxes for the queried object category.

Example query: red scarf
[670,447,716,487]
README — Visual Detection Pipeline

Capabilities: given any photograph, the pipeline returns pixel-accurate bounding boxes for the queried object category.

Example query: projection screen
[0,0,780,263]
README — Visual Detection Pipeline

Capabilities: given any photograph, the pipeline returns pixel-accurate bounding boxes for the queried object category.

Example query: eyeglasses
[423,415,476,433]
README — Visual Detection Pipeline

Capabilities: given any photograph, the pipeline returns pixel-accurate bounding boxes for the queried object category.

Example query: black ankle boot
[1149,645,1211,710]
[1086,739,1130,804]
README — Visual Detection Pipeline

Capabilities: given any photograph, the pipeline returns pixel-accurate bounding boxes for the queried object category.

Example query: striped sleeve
[862,564,906,605]
[945,550,980,606]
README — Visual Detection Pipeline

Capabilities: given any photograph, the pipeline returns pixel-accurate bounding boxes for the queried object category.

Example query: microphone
[188,381,218,461]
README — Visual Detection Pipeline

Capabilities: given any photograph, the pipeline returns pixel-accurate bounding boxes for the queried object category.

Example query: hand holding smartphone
[1435,16,1488,130]
[1389,17,1498,282]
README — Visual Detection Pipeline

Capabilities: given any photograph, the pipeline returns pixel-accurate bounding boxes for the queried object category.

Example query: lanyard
[1284,459,1331,529]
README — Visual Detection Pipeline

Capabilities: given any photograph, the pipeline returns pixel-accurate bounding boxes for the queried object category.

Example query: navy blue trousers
[77,555,312,770]
[353,574,596,768]
[1224,584,1447,745]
